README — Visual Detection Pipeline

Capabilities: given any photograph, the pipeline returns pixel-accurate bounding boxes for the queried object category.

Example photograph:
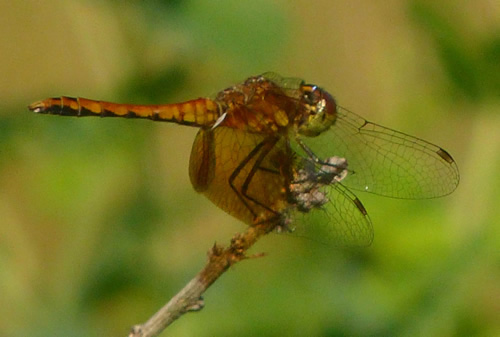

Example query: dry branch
[128,223,272,337]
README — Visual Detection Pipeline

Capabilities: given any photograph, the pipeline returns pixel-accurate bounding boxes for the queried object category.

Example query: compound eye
[302,84,319,105]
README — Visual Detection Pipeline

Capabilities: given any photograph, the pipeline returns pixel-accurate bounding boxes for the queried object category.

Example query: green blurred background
[1,1,499,336]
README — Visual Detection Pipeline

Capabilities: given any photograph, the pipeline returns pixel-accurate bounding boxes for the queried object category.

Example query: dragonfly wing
[189,126,290,226]
[291,182,374,247]
[301,106,460,199]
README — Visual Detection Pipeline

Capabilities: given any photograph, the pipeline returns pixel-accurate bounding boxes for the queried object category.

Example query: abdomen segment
[28,96,221,127]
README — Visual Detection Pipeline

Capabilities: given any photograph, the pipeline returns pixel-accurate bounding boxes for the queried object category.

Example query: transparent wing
[291,181,374,247]
[301,106,460,199]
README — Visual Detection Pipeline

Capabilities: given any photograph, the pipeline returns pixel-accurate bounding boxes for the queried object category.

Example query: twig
[127,223,272,337]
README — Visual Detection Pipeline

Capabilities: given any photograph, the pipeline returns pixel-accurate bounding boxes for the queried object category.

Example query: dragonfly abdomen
[28,96,221,127]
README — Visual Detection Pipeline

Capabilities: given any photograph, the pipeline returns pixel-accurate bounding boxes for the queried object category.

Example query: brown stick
[127,223,272,337]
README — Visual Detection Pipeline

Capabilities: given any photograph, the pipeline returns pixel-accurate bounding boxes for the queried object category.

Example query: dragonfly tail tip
[28,101,46,113]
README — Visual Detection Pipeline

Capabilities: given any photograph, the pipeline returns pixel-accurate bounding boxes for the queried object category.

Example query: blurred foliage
[410,2,500,102]
[0,1,499,337]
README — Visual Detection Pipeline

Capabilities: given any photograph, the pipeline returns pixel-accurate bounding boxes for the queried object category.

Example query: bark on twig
[127,223,272,337]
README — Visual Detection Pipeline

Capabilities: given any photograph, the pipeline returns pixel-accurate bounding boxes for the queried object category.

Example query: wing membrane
[302,106,460,199]
[291,181,374,247]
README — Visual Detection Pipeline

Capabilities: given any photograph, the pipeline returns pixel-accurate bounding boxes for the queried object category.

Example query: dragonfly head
[297,84,337,137]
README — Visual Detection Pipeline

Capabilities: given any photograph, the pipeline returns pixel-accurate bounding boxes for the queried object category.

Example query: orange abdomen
[28,96,221,127]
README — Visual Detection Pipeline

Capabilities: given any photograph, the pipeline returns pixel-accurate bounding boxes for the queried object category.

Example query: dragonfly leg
[240,137,281,213]
[228,136,281,222]
[228,138,268,219]
[295,135,349,175]
[295,136,321,163]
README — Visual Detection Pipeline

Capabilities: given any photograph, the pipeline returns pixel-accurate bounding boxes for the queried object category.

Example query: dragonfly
[29,72,460,246]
